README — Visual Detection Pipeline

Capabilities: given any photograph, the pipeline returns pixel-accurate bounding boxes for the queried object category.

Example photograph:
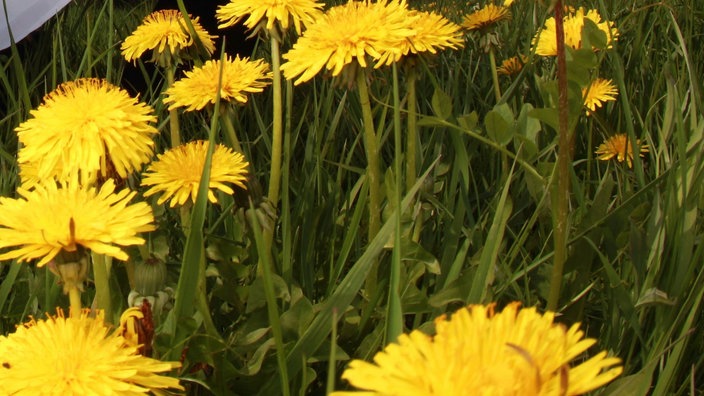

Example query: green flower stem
[356,68,382,297]
[67,284,82,318]
[386,63,403,343]
[221,107,244,154]
[262,34,284,256]
[488,46,502,102]
[267,35,284,212]
[92,252,112,321]
[405,65,418,193]
[165,62,181,148]
[356,69,382,240]
[547,0,571,312]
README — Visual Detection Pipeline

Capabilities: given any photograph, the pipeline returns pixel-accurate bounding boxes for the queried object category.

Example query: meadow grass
[1,0,703,394]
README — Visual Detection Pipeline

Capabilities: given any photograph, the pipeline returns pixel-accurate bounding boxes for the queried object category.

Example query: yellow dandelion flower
[280,0,416,85]
[121,9,216,64]
[596,133,649,168]
[334,302,622,395]
[397,10,464,57]
[583,78,618,113]
[142,140,249,208]
[163,55,272,112]
[0,309,183,395]
[0,180,155,267]
[216,0,324,35]
[15,78,157,183]
[461,4,511,32]
[533,7,618,56]
[497,54,528,76]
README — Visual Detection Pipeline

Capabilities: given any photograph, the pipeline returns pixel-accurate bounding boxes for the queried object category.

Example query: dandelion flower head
[497,55,528,76]
[461,4,511,32]
[280,0,417,85]
[395,10,464,59]
[216,0,324,35]
[533,7,618,56]
[15,78,158,183]
[121,9,216,64]
[164,55,272,112]
[596,133,649,168]
[0,180,155,267]
[142,140,249,208]
[0,309,183,395]
[334,302,623,395]
[583,78,618,113]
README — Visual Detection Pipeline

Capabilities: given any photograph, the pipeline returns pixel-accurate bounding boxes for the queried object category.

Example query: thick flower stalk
[15,78,157,185]
[141,140,249,208]
[0,309,183,395]
[334,303,622,395]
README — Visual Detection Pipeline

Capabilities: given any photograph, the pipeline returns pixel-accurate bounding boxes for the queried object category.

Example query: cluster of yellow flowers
[0,0,635,394]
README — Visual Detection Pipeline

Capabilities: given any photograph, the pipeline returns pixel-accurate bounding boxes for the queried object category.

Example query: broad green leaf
[431,88,453,120]
[485,103,514,146]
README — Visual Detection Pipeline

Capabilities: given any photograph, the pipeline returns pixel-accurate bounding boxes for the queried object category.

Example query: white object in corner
[0,0,72,50]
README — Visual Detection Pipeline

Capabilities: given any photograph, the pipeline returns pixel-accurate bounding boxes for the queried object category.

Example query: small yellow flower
[334,302,622,395]
[0,180,155,266]
[533,7,618,56]
[583,78,618,113]
[596,134,649,168]
[121,9,216,64]
[497,55,528,76]
[142,140,249,208]
[0,309,183,395]
[216,0,324,35]
[15,78,158,184]
[461,4,511,32]
[163,55,272,112]
[280,0,416,85]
